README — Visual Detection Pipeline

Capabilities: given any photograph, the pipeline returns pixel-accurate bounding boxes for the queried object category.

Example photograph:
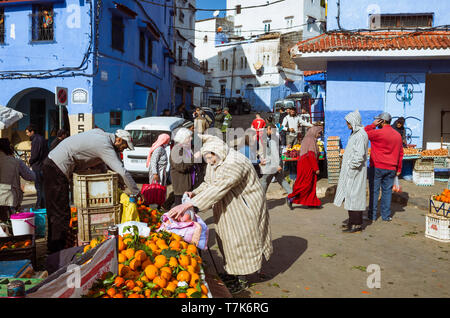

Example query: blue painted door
[385,73,426,148]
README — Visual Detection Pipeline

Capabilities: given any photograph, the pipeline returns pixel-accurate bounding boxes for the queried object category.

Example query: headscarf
[146,133,170,168]
[198,134,230,166]
[174,128,193,145]
[345,110,363,133]
[299,125,323,157]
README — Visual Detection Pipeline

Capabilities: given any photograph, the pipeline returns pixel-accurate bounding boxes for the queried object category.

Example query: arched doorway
[6,87,70,146]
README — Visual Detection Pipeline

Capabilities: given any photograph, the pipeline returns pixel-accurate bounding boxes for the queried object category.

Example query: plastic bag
[156,194,209,250]
[117,221,150,238]
[393,176,402,193]
[120,193,140,223]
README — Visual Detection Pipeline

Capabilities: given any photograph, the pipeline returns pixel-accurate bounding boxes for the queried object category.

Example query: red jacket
[364,124,404,173]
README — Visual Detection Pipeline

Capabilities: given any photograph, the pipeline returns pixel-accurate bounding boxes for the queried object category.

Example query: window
[0,9,4,44]
[285,17,294,29]
[111,15,124,51]
[147,39,153,67]
[178,46,183,66]
[221,58,228,71]
[236,5,241,15]
[187,52,193,64]
[31,5,54,42]
[235,26,242,36]
[264,23,271,33]
[220,84,226,96]
[240,57,244,69]
[139,31,145,62]
[370,14,433,30]
[110,111,122,127]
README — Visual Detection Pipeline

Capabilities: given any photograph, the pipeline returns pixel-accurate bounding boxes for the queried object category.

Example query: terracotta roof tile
[294,31,450,53]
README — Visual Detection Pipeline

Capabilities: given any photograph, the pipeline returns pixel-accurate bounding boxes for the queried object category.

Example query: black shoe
[342,225,363,233]
[218,272,238,284]
[226,277,249,294]
[286,198,293,210]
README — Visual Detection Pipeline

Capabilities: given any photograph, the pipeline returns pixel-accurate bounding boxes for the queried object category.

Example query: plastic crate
[414,159,434,171]
[425,214,450,243]
[77,204,121,243]
[434,157,449,169]
[429,198,450,218]
[73,171,119,209]
[0,235,36,269]
[413,170,434,186]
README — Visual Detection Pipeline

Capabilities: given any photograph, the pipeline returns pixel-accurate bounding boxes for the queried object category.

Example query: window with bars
[110,111,122,127]
[147,39,153,67]
[139,31,145,62]
[370,14,433,30]
[31,5,54,42]
[178,46,183,66]
[112,15,124,51]
[0,9,4,44]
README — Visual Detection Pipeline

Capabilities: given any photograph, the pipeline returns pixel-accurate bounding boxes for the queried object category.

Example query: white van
[123,117,187,177]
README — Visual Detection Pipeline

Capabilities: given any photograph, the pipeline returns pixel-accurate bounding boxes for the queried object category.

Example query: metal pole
[229,47,237,101]
[59,105,63,130]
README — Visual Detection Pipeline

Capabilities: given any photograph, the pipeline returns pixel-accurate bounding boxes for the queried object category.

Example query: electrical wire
[138,0,286,12]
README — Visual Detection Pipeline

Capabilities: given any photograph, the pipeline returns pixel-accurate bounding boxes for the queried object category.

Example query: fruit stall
[426,189,450,243]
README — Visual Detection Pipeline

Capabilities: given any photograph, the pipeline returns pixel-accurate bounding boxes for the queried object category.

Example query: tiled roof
[294,31,450,54]
[303,70,326,76]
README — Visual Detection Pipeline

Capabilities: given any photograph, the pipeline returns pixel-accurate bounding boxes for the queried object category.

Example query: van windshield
[127,130,171,148]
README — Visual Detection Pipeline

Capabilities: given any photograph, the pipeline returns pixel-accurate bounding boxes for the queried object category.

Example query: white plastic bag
[117,221,151,237]
[393,176,402,193]
[0,223,10,237]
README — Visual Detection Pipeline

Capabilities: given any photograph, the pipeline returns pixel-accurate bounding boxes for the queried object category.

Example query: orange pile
[0,239,32,251]
[84,228,209,298]
[434,189,450,204]
[421,148,449,157]
[82,236,107,254]
[137,200,163,231]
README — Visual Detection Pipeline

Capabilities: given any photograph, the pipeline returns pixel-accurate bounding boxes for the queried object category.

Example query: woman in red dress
[287,126,323,209]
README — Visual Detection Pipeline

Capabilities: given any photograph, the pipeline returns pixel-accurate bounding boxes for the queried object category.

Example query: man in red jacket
[365,112,404,222]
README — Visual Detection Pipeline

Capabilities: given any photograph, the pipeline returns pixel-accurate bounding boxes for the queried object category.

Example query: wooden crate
[77,204,121,243]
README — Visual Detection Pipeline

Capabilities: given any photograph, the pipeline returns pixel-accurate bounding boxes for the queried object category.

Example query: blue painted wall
[0,0,174,136]
[325,60,450,149]
[327,0,450,31]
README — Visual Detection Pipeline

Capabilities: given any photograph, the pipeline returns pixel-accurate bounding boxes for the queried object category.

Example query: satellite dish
[213,10,220,17]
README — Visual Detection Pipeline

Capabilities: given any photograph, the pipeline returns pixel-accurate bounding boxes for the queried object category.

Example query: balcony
[173,59,206,87]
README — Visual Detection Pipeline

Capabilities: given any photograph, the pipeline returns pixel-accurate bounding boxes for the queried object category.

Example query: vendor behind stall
[43,129,139,254]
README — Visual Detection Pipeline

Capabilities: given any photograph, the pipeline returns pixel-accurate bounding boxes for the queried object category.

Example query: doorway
[30,99,46,136]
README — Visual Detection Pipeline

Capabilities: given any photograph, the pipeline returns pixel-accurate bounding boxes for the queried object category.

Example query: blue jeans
[368,167,396,220]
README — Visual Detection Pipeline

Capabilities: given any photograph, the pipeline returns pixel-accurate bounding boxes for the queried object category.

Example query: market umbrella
[0,105,24,130]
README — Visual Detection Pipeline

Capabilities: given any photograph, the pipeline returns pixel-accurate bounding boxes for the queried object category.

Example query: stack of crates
[413,159,434,186]
[327,137,341,185]
[73,171,121,245]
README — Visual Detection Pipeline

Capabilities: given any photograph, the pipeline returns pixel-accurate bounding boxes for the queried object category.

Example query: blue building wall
[326,60,450,149]
[0,0,174,138]
[326,0,450,31]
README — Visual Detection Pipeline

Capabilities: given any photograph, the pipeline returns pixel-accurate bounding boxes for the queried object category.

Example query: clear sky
[195,0,227,21]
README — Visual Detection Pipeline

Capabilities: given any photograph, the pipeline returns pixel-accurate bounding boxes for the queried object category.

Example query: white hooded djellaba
[191,134,273,276]
[334,110,369,211]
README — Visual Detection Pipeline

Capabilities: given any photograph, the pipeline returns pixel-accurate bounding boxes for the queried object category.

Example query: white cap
[115,129,134,150]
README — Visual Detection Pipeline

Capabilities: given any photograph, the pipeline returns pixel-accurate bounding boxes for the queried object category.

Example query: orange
[123,270,138,281]
[147,242,158,252]
[140,276,149,283]
[124,248,135,260]
[129,258,141,271]
[83,245,91,253]
[190,273,200,288]
[128,293,140,298]
[113,293,124,298]
[125,280,135,290]
[90,238,98,248]
[172,233,182,242]
[169,257,178,268]
[123,237,133,246]
[154,255,168,268]
[186,288,198,298]
[160,267,172,281]
[200,284,208,295]
[144,264,159,280]
[118,264,130,277]
[118,253,127,264]
[187,244,198,255]
[132,286,142,293]
[106,288,116,297]
[178,293,187,298]
[177,270,191,282]
[114,276,125,287]
[134,250,147,262]
[166,282,177,293]
[169,241,181,251]
[153,276,167,288]
[180,241,188,250]
[141,259,152,270]
[179,254,191,267]
[190,258,199,271]
[144,289,152,298]
[201,295,208,298]
[135,281,144,288]
[118,239,125,251]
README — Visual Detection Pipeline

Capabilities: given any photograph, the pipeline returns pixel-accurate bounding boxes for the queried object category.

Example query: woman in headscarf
[334,110,369,233]
[168,134,272,294]
[392,117,407,147]
[287,125,323,209]
[146,133,171,186]
[170,128,195,206]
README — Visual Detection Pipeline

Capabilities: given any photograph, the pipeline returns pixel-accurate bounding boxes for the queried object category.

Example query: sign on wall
[385,73,426,148]
[68,113,94,136]
[72,88,88,104]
